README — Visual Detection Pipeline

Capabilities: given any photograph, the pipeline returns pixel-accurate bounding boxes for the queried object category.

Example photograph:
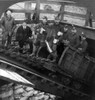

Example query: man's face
[64,27,68,32]
[71,28,77,34]
[55,19,60,24]
[32,24,36,31]
[81,36,86,40]
[6,10,12,18]
[42,18,47,23]
[22,22,27,28]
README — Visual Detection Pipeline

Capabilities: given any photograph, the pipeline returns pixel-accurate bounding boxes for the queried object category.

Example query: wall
[75,0,95,17]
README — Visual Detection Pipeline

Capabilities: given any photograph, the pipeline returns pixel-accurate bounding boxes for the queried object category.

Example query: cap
[72,26,76,31]
[81,32,86,38]
[71,24,75,28]
[43,16,48,20]
[64,24,68,28]
[55,16,60,20]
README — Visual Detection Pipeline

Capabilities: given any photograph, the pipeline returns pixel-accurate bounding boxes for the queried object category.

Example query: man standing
[47,17,64,62]
[16,21,33,53]
[56,25,69,61]
[31,26,47,57]
[39,16,49,33]
[1,9,15,48]
[30,16,48,57]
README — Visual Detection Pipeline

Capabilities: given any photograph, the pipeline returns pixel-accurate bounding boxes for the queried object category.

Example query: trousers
[18,39,33,53]
[2,31,12,47]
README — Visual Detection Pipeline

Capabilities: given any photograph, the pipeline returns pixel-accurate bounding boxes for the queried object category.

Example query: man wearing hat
[77,32,88,53]
[56,24,69,61]
[40,16,49,31]
[42,16,48,24]
[53,17,64,34]
[30,25,47,57]
[58,24,69,43]
[30,16,50,57]
[67,25,79,48]
[46,16,64,62]
[1,9,16,48]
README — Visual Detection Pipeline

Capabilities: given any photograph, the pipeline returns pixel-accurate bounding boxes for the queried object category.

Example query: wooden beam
[36,0,40,14]
[24,1,31,10]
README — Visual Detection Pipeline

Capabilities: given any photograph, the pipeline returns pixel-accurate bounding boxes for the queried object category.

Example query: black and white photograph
[0,0,94,100]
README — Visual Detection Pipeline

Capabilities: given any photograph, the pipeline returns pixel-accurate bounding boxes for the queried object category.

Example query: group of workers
[0,9,88,63]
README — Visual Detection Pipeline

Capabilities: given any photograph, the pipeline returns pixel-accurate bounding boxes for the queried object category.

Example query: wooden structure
[59,46,95,83]
[0,47,92,99]
[0,0,95,100]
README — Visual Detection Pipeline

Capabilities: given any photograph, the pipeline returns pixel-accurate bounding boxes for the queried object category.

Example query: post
[24,1,31,23]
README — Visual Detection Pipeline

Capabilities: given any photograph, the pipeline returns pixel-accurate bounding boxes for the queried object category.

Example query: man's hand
[76,48,83,53]
[53,39,59,44]
[78,48,82,51]
[40,28,45,34]
[57,31,63,36]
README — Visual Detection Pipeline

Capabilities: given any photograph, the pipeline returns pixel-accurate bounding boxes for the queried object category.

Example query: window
[31,3,36,10]
[40,3,61,12]
[40,13,57,20]
[40,3,61,20]
[9,2,36,20]
[9,2,25,10]
[12,13,25,20]
[63,5,87,26]
[64,14,86,26]
[64,5,87,15]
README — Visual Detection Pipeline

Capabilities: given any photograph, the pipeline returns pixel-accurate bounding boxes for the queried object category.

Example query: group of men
[1,9,88,63]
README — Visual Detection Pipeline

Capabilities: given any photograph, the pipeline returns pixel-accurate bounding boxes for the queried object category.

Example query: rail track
[0,46,92,99]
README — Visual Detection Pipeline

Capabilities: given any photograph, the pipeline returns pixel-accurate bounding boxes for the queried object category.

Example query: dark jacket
[57,31,69,42]
[78,39,88,53]
[38,22,49,34]
[67,33,80,48]
[1,16,15,33]
[63,31,69,40]
[37,31,47,42]
[53,22,64,38]
[46,22,64,42]
[16,25,32,41]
